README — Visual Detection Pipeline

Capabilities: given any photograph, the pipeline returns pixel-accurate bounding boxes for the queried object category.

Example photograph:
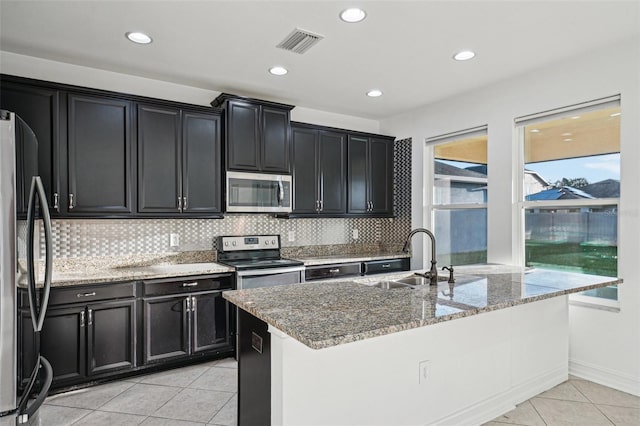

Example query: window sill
[569,293,620,313]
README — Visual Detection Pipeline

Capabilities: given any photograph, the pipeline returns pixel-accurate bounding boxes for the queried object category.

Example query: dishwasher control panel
[218,235,280,252]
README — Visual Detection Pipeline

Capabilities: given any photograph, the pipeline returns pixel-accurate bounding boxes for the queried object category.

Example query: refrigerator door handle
[26,176,53,333]
[15,355,53,424]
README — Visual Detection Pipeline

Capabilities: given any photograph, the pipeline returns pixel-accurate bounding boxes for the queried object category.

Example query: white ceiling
[0,1,638,120]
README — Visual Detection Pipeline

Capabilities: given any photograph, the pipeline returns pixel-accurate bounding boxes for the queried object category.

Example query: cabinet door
[67,94,133,214]
[347,135,369,213]
[227,100,260,171]
[87,299,136,376]
[369,138,393,215]
[191,292,231,353]
[318,131,347,215]
[291,127,319,214]
[137,104,181,213]
[261,106,290,173]
[182,111,222,214]
[0,81,60,213]
[143,296,189,363]
[40,306,86,385]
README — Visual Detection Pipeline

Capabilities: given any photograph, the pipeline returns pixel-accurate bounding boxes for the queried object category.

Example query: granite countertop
[293,252,410,266]
[223,265,621,350]
[19,252,235,288]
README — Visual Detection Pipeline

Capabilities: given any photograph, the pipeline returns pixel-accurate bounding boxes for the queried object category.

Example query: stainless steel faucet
[402,228,438,285]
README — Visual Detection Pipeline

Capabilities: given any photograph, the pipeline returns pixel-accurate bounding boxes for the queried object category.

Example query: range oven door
[236,266,304,290]
[226,171,292,213]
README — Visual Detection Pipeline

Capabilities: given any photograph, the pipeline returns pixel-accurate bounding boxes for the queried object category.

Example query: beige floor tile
[597,404,640,426]
[189,367,237,392]
[208,393,237,426]
[491,400,545,426]
[538,381,590,403]
[153,388,234,423]
[45,380,135,409]
[531,397,614,425]
[138,364,210,387]
[29,404,92,426]
[211,358,237,369]
[140,417,207,426]
[72,410,147,425]
[571,380,640,408]
[99,383,182,416]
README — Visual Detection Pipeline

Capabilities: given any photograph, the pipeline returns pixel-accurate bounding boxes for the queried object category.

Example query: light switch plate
[170,233,180,247]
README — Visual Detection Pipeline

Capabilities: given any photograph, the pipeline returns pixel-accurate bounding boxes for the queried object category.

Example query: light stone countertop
[293,252,410,266]
[223,265,621,350]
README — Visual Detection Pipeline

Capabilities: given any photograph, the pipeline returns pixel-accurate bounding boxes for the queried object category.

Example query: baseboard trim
[431,366,567,426]
[569,358,640,396]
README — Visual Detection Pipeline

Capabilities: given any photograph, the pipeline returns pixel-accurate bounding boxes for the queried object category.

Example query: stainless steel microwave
[226,171,292,213]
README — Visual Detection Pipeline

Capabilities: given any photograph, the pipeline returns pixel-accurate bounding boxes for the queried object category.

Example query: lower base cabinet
[18,274,235,391]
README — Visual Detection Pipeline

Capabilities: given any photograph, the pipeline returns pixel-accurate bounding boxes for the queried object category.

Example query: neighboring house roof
[524,169,550,187]
[526,186,595,201]
[466,165,487,176]
[581,179,620,198]
[435,161,486,178]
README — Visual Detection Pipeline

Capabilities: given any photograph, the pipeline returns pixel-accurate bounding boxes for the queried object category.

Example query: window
[516,97,620,301]
[427,127,488,266]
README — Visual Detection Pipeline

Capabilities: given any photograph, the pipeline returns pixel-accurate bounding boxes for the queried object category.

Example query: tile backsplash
[30,138,412,259]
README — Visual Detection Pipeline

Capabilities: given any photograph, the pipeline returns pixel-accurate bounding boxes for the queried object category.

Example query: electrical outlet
[288,230,296,242]
[169,233,180,247]
[418,360,429,384]
[352,229,359,240]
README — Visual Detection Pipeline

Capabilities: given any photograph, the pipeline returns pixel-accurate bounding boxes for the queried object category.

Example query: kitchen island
[223,265,620,426]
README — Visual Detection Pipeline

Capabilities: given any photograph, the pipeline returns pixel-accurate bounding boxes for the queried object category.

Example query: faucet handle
[442,265,455,283]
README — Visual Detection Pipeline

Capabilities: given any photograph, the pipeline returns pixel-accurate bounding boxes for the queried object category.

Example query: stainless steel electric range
[216,235,305,289]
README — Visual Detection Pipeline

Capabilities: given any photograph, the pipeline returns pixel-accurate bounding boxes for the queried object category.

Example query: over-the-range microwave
[226,171,292,213]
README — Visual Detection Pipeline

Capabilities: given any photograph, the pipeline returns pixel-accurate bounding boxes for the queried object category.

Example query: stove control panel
[218,235,280,252]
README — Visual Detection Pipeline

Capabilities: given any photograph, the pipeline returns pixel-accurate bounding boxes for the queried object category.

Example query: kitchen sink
[371,280,413,290]
[394,275,448,286]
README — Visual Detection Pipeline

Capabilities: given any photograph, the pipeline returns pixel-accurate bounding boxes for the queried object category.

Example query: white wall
[0,51,379,134]
[380,37,640,395]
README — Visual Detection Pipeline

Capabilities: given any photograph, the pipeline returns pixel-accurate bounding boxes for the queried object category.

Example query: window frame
[513,97,621,308]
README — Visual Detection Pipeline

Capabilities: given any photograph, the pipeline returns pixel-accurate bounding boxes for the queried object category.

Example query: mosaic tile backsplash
[26,139,411,259]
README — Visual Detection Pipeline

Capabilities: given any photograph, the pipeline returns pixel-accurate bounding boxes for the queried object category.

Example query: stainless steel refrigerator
[0,110,53,425]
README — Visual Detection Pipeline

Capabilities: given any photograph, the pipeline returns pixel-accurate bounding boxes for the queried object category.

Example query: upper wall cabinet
[347,135,394,216]
[63,93,135,215]
[291,124,347,216]
[137,104,222,216]
[212,93,294,174]
[0,77,60,214]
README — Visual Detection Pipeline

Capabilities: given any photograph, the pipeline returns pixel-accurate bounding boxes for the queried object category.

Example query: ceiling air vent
[276,28,324,54]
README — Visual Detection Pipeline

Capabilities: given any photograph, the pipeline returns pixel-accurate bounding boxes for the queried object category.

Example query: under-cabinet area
[17,274,235,391]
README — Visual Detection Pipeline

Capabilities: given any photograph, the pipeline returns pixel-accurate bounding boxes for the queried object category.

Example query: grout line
[527,398,549,426]
[67,406,93,425]
[205,392,235,424]
[94,380,137,410]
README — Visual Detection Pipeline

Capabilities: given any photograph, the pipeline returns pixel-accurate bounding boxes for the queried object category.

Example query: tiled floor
[33,360,639,426]
[33,358,238,426]
[486,375,640,426]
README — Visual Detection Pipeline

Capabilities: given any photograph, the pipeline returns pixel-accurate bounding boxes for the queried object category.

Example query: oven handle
[236,265,306,278]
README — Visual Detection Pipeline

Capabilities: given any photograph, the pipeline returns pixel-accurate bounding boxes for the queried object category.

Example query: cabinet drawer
[144,275,233,296]
[47,282,136,306]
[305,263,362,281]
[363,258,410,275]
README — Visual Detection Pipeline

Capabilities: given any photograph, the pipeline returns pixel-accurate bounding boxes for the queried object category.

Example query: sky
[525,153,620,185]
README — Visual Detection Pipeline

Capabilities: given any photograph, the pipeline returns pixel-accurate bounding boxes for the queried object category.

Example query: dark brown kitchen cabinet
[0,77,60,214]
[142,275,234,364]
[347,135,394,216]
[291,124,347,216]
[18,282,137,389]
[65,93,134,215]
[137,105,222,216]
[212,93,294,173]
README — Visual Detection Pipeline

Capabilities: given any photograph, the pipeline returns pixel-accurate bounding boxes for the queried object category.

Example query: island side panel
[268,296,569,426]
[238,308,271,426]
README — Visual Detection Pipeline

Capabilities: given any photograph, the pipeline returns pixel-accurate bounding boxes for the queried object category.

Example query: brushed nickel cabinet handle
[185,296,191,313]
[181,282,198,287]
[87,308,93,326]
[329,268,340,273]
[69,193,74,209]
[80,311,85,328]
[178,196,182,212]
[77,292,96,298]
[53,193,59,210]
[183,196,188,210]
[191,296,197,312]
[382,264,391,268]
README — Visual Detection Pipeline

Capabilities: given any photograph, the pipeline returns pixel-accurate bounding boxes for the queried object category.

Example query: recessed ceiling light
[564,138,573,142]
[269,66,288,76]
[125,31,152,44]
[340,8,366,23]
[610,112,621,117]
[571,116,580,120]
[562,132,572,136]
[453,50,475,61]
[530,129,540,133]
[367,89,383,97]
